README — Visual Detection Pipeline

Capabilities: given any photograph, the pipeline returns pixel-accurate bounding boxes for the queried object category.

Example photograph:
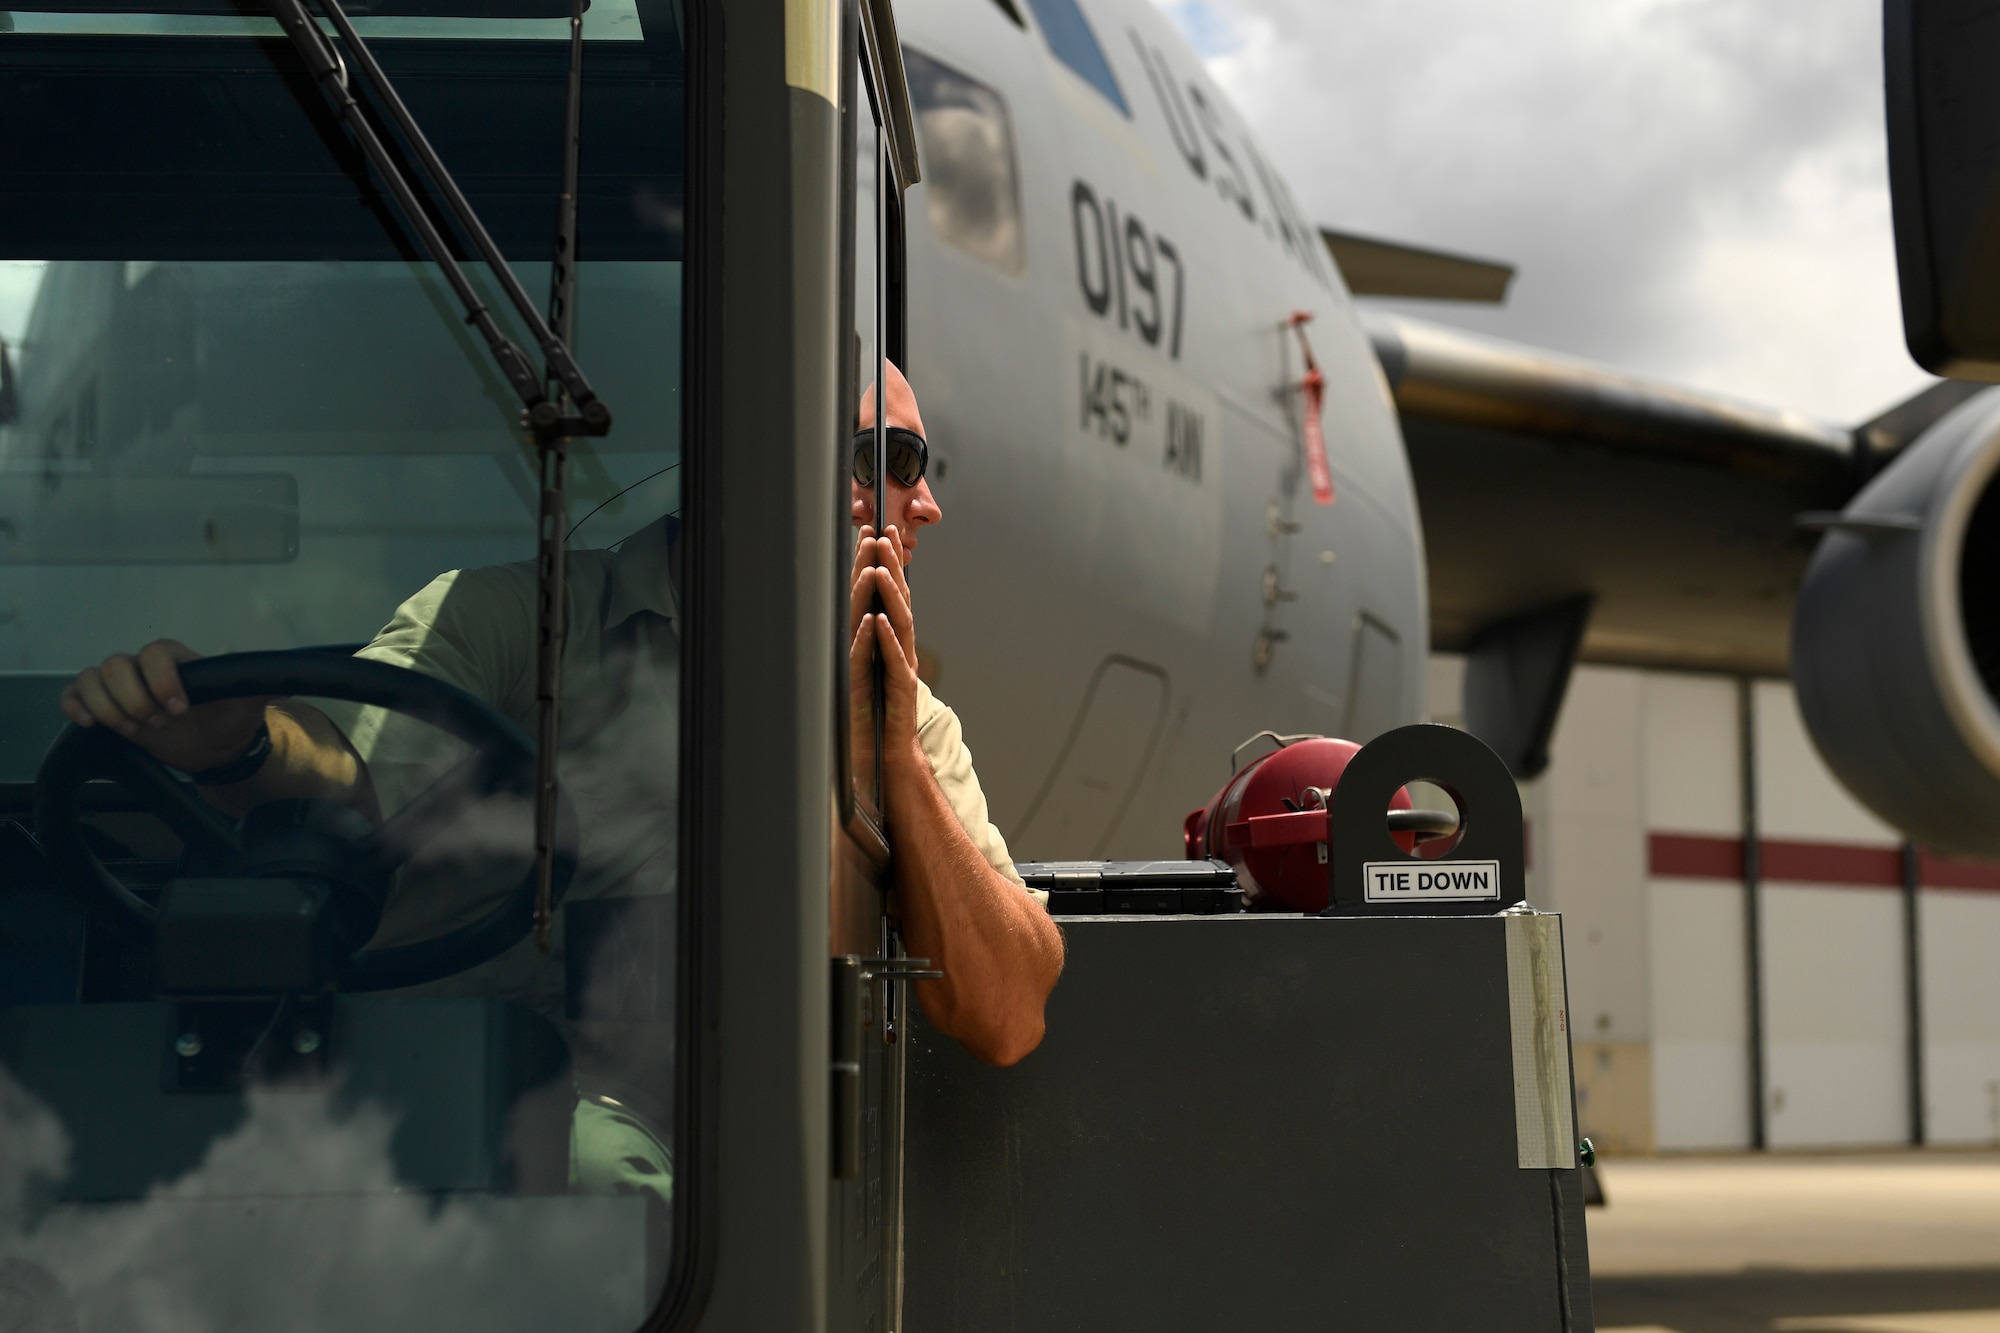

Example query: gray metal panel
[680,17,846,1318]
[904,914,1592,1332]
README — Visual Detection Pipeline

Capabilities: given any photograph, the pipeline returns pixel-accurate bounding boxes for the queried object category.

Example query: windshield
[0,4,687,1329]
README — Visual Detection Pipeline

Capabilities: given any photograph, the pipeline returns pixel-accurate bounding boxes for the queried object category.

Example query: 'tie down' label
[1362,860,1503,903]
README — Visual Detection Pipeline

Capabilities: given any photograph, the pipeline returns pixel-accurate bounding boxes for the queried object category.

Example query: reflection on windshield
[0,0,687,1315]
[0,258,678,670]
[0,1069,648,1331]
[0,247,683,1327]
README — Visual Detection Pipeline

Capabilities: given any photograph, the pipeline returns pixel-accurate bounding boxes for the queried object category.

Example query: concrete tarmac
[1590,1152,2000,1333]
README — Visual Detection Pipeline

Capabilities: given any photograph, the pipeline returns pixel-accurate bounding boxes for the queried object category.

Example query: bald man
[848,361,1064,1069]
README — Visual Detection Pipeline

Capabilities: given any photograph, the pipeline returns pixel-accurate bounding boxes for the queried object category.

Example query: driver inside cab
[58,360,1064,1207]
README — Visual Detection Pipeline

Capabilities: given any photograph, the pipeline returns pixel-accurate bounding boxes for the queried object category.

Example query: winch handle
[1322,723,1526,916]
[1229,730,1322,774]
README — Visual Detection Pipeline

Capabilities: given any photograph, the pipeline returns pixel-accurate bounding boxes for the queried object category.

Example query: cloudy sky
[2,1,1930,426]
[1156,0,1932,425]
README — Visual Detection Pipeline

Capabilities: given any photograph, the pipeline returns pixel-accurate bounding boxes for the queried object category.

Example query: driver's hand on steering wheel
[61,639,272,776]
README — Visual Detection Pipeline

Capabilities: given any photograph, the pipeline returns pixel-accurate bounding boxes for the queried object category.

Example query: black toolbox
[1017,860,1242,916]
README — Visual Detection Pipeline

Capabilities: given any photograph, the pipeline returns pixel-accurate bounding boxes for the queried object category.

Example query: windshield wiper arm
[265,0,612,443]
[530,0,585,952]
[267,0,604,951]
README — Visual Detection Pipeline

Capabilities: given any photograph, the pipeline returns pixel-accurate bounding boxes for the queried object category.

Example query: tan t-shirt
[911,677,1028,891]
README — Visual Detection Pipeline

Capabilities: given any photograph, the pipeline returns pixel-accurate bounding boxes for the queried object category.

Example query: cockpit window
[1018,0,1127,114]
[905,49,1026,276]
[0,0,689,1325]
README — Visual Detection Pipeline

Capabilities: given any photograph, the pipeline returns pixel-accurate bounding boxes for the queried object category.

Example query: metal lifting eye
[1386,807,1461,838]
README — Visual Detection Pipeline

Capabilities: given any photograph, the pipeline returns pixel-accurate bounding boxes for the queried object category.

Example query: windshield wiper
[265,0,604,949]
[265,0,611,444]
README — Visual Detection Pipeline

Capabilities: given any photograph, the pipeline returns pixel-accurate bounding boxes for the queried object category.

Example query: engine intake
[1794,389,2000,855]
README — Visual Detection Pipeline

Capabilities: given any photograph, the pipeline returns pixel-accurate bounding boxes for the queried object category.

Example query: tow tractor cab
[0,0,1592,1328]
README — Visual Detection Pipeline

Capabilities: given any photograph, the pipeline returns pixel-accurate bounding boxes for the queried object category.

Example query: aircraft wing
[1320,229,1515,303]
[1361,309,1978,675]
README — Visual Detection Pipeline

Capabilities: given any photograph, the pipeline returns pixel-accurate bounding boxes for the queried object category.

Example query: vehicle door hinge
[831,952,942,1178]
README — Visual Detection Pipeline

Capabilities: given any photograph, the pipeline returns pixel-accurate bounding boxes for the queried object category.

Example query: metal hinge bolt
[1262,564,1299,606]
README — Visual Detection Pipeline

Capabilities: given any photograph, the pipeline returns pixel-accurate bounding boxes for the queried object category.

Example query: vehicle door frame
[662,0,915,1325]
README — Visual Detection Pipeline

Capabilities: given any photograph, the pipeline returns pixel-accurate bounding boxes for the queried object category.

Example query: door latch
[831,953,943,1178]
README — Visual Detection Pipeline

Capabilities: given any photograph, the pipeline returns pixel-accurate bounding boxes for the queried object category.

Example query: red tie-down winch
[1182,733,1458,912]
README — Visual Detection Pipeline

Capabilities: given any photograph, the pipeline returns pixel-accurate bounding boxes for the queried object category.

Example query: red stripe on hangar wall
[1648,834,1744,880]
[1915,850,2000,890]
[1647,833,2000,892]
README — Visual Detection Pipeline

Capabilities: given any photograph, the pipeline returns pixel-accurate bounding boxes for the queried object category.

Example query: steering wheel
[33,651,578,992]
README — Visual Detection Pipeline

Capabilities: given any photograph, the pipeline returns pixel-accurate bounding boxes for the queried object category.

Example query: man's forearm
[206,702,380,821]
[885,744,1063,1066]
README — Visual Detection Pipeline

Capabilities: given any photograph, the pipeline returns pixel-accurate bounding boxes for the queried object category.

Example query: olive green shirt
[320,516,1027,1002]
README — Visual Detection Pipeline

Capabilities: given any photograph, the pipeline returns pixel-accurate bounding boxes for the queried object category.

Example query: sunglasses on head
[851,426,929,489]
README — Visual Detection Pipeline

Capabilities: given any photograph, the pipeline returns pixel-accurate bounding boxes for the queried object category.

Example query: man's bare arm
[857,529,1063,1066]
[883,739,1064,1065]
[61,639,380,821]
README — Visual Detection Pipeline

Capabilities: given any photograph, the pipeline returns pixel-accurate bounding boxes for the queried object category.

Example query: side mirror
[1886,0,2000,379]
[858,0,922,194]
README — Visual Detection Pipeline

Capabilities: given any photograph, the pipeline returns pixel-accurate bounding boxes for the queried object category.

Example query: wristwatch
[187,720,274,787]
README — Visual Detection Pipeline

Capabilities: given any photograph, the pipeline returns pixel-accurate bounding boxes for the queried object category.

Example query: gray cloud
[0,1068,647,1333]
[1161,0,1932,422]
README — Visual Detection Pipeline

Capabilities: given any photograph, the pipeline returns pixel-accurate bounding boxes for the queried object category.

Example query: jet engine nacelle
[1794,389,2000,855]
